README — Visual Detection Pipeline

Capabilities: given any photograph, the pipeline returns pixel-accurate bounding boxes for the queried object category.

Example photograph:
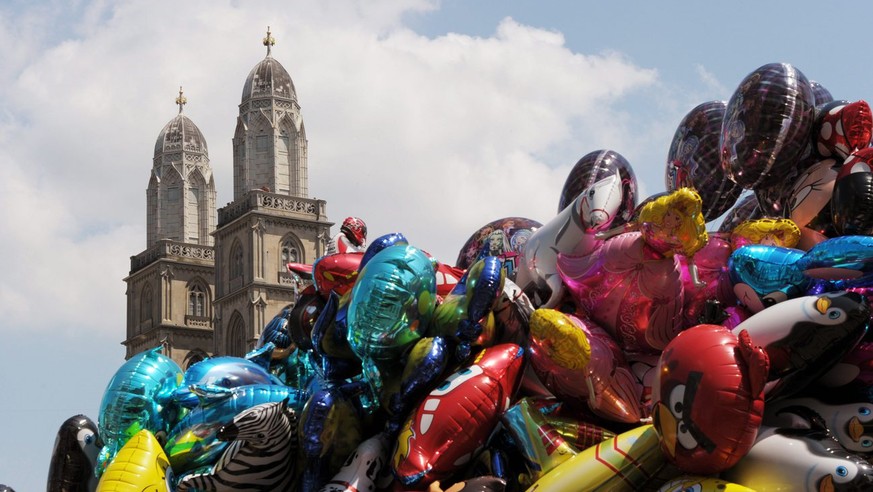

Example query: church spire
[263,26,275,57]
[175,86,187,114]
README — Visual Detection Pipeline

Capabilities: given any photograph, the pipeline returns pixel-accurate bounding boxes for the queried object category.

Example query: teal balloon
[96,346,183,474]
[347,244,437,363]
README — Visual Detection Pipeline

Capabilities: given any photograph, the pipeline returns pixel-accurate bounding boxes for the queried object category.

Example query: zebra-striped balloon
[176,397,297,491]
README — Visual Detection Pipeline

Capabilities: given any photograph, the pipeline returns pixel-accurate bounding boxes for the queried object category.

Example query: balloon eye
[589,189,595,198]
[837,466,849,477]
[861,439,873,448]
[828,310,841,320]
[860,407,871,416]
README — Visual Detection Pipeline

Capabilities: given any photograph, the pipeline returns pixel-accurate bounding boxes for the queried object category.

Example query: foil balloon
[490,278,534,348]
[717,193,762,234]
[787,158,839,231]
[176,399,298,492]
[557,149,638,216]
[172,356,283,409]
[815,339,873,396]
[832,148,873,236]
[729,218,801,250]
[796,235,873,288]
[517,149,637,308]
[500,397,578,486]
[652,326,769,475]
[637,188,708,258]
[319,433,393,492]
[360,232,409,270]
[732,291,870,401]
[527,309,646,423]
[656,476,755,492]
[95,430,171,492]
[812,100,872,160]
[428,476,508,492]
[722,424,873,491]
[392,344,526,488]
[96,346,183,474]
[47,414,102,492]
[720,62,816,190]
[765,397,873,454]
[384,336,451,436]
[347,244,437,365]
[728,245,809,313]
[164,383,305,475]
[299,381,369,492]
[313,252,363,298]
[524,425,666,492]
[666,100,742,221]
[431,256,505,359]
[678,232,734,328]
[810,80,834,106]
[257,304,296,355]
[434,261,466,298]
[455,217,542,274]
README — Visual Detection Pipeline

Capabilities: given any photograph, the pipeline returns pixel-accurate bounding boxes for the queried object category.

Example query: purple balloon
[720,63,816,190]
[810,80,834,106]
[718,193,762,233]
[666,101,742,221]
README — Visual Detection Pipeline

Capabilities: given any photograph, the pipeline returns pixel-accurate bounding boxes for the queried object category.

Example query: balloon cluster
[45,62,873,492]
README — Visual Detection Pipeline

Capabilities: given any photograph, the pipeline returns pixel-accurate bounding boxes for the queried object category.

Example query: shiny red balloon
[652,325,769,474]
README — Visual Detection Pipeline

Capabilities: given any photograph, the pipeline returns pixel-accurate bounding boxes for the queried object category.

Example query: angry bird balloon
[653,325,769,474]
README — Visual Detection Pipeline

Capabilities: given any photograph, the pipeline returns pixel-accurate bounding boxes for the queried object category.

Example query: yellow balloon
[730,217,801,250]
[97,429,171,492]
[638,188,708,257]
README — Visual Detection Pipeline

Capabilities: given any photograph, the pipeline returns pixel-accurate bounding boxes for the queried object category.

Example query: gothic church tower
[123,89,217,367]
[212,28,331,357]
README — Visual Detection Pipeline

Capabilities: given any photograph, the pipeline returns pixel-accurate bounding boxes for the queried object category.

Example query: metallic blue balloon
[728,245,810,313]
[360,232,409,270]
[347,244,437,364]
[96,346,183,474]
[797,235,873,289]
[172,355,283,409]
[164,383,306,475]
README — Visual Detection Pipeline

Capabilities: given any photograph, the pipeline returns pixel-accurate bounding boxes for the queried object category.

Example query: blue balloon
[360,232,409,270]
[728,245,810,313]
[347,244,437,364]
[96,346,183,474]
[172,355,284,409]
[796,235,873,289]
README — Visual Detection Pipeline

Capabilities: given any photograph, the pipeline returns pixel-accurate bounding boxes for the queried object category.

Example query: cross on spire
[175,86,187,114]
[263,26,276,56]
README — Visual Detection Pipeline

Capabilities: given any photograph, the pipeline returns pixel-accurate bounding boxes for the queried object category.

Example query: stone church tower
[123,29,333,366]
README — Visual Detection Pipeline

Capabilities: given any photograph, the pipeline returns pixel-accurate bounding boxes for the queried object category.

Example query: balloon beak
[816,296,831,314]
[849,416,865,442]
[819,473,835,492]
[656,403,678,458]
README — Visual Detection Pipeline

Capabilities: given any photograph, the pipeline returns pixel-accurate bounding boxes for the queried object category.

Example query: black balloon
[832,149,873,236]
[720,63,816,190]
[47,414,101,492]
[557,149,637,217]
[718,192,762,233]
[810,80,834,106]
[666,100,742,221]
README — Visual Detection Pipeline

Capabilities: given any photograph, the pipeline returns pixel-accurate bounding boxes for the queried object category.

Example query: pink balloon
[528,311,646,424]
[557,231,684,353]
[678,232,734,328]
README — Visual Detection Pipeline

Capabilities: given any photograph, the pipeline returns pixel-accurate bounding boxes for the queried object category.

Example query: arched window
[188,284,205,317]
[229,240,243,280]
[140,284,153,323]
[183,349,208,370]
[226,312,246,357]
[280,237,301,268]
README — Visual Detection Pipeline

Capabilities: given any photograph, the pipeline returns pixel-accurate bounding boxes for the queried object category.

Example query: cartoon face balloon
[728,245,809,313]
[653,326,769,474]
[455,217,542,273]
[558,149,638,219]
[720,63,815,190]
[765,397,873,454]
[48,414,102,492]
[666,101,742,221]
[812,100,872,160]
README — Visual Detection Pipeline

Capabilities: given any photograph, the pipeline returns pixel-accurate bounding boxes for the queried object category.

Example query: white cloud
[0,0,670,336]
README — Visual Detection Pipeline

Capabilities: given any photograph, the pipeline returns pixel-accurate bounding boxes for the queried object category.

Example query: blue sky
[2,1,873,489]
